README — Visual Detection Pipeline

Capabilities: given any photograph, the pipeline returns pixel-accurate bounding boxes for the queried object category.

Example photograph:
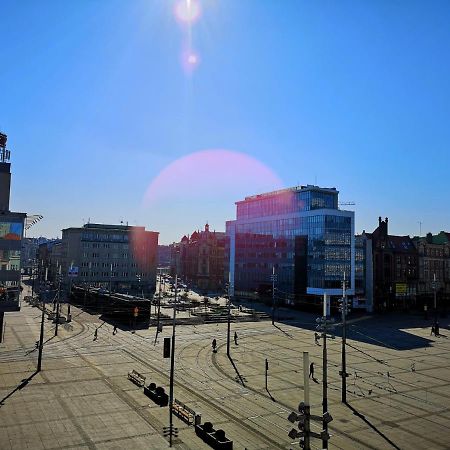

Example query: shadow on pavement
[236,298,439,351]
[345,402,401,450]
[228,355,246,387]
[0,370,39,408]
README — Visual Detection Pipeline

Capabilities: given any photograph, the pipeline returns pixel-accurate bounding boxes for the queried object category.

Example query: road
[1,286,450,449]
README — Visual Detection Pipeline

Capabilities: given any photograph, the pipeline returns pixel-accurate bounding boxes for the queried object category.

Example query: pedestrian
[435,322,440,336]
[94,328,98,341]
[113,325,117,335]
[309,362,314,379]
[430,325,435,336]
[314,332,320,345]
[234,331,238,345]
[212,338,217,352]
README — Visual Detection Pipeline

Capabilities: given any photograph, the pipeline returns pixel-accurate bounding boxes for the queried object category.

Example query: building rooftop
[239,185,338,203]
[62,223,159,234]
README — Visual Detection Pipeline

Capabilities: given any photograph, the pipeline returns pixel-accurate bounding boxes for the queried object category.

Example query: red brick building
[170,224,227,293]
[367,217,418,311]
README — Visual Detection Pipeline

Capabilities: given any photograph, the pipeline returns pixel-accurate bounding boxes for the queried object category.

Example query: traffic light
[287,402,310,444]
[338,297,351,315]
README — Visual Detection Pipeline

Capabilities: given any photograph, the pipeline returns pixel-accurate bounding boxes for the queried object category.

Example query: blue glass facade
[227,186,355,299]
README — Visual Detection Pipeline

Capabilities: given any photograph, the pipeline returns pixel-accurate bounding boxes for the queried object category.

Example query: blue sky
[2,0,450,244]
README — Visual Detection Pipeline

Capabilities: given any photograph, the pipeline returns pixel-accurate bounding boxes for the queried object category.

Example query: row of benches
[127,370,196,423]
[127,369,232,448]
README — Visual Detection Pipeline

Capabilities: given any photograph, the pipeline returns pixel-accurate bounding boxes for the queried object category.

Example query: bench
[195,422,233,449]
[128,369,146,387]
[171,399,196,425]
[144,383,168,407]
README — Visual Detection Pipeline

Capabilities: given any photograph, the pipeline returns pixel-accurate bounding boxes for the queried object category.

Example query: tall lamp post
[339,273,350,403]
[169,274,178,447]
[270,265,277,325]
[37,266,48,372]
[226,273,233,357]
[433,273,438,329]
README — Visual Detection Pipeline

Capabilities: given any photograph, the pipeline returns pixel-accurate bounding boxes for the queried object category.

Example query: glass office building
[226,185,355,302]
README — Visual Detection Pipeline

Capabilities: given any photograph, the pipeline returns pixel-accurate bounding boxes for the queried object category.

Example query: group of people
[431,323,440,336]
[211,332,239,352]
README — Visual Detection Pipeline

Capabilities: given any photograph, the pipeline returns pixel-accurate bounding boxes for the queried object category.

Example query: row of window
[83,252,129,259]
[81,261,139,268]
[79,272,150,278]
[82,242,129,250]
[82,233,129,242]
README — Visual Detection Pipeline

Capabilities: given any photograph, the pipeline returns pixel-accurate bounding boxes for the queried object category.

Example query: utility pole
[227,272,232,357]
[433,273,438,330]
[37,267,48,372]
[55,264,61,336]
[169,274,178,447]
[315,293,334,449]
[271,265,277,325]
[322,293,328,449]
[303,352,311,450]
[67,262,73,322]
[287,350,333,448]
[156,269,162,326]
[339,272,350,403]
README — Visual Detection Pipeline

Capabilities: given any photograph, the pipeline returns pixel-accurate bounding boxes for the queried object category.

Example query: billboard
[0,222,23,240]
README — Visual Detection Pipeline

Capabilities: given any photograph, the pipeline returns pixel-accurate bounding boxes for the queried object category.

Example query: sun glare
[174,0,201,24]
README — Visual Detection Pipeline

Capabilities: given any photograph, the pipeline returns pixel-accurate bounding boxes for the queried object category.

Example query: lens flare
[144,149,284,207]
[181,49,200,73]
[174,0,201,24]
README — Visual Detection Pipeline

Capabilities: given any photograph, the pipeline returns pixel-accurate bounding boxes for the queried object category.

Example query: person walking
[113,325,117,335]
[94,328,98,341]
[212,338,217,352]
[430,325,435,336]
[234,331,238,345]
[309,362,315,379]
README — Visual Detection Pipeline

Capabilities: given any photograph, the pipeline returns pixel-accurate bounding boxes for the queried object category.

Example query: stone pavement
[1,295,450,449]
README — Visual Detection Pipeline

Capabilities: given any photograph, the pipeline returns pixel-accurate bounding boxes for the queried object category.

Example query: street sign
[396,283,407,296]
[68,266,79,277]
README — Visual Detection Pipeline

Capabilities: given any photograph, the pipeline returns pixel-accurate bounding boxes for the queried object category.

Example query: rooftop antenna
[418,221,423,236]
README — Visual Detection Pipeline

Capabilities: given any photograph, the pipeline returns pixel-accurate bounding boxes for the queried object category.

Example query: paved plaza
[1,292,450,449]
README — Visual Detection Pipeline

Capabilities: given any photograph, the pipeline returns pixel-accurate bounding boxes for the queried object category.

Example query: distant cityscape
[1,130,448,321]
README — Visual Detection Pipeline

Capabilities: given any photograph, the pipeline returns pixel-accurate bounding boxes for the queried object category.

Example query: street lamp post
[226,273,233,357]
[322,294,329,449]
[55,264,62,337]
[433,273,438,329]
[169,274,178,447]
[37,266,48,372]
[339,273,349,403]
[270,265,277,325]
